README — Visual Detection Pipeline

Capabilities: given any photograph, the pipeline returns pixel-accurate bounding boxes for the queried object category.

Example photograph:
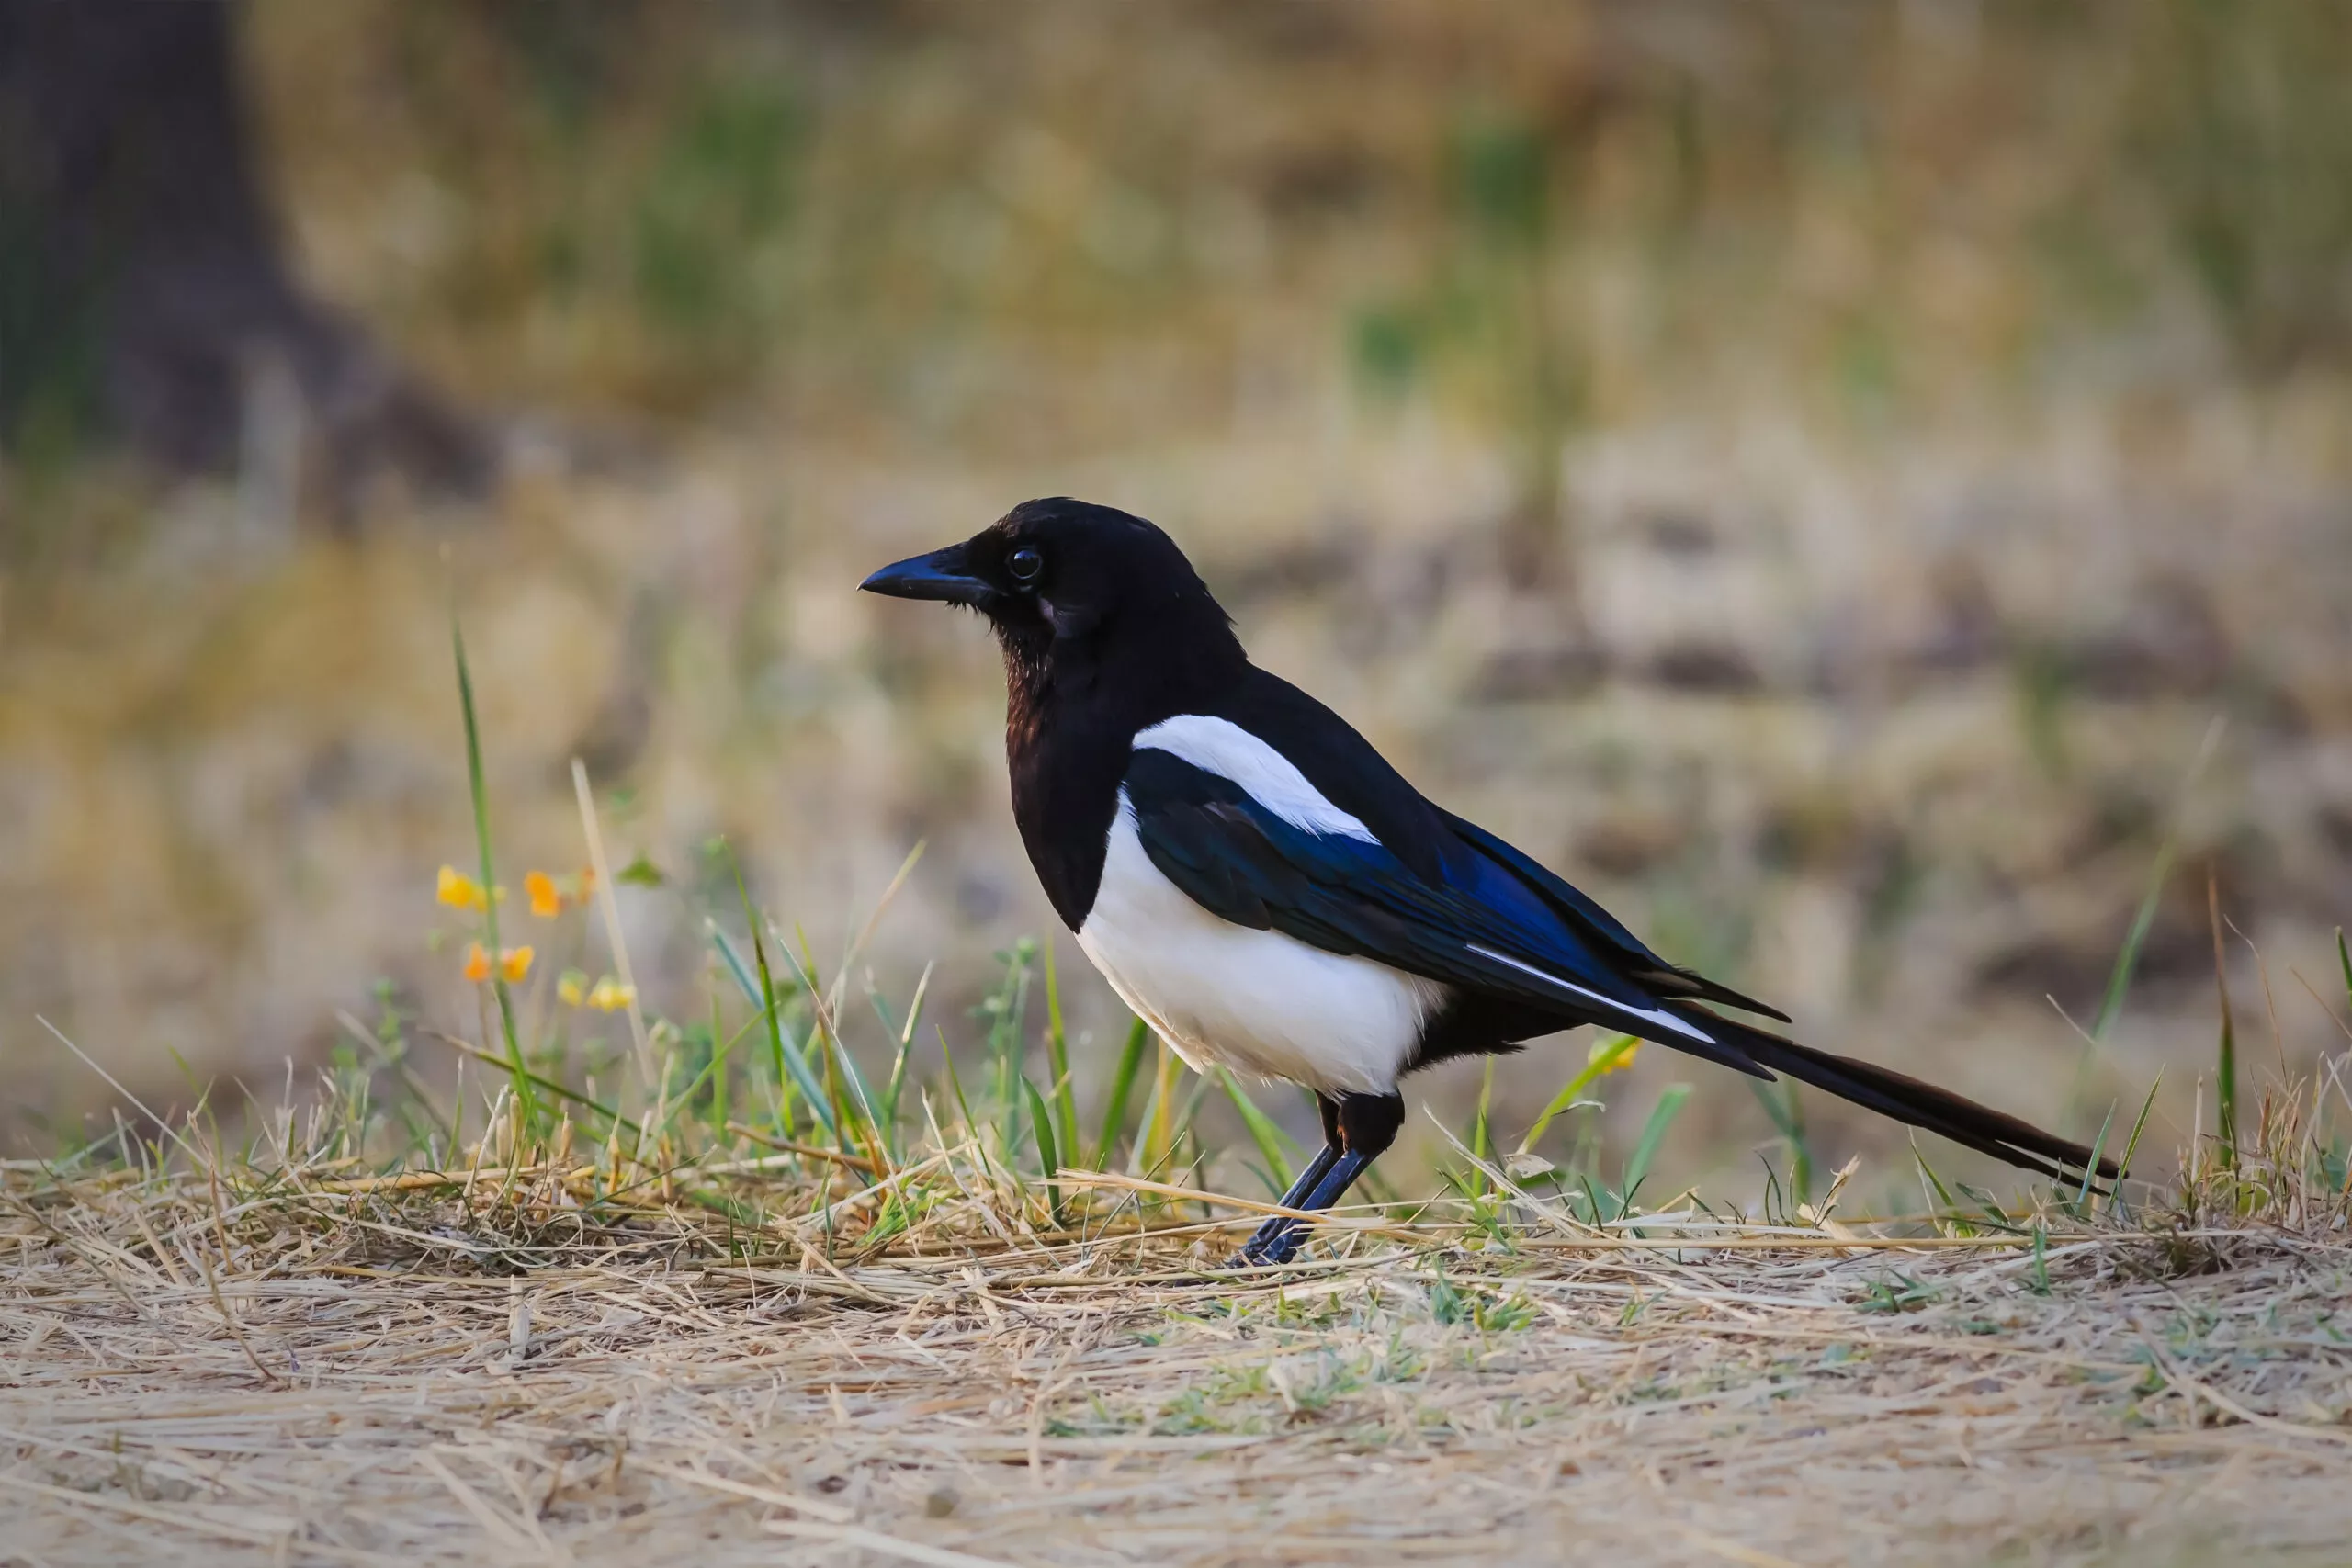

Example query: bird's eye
[1008,547,1044,585]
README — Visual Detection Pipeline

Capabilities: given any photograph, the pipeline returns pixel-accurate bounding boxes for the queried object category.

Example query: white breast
[1075,793,1448,1095]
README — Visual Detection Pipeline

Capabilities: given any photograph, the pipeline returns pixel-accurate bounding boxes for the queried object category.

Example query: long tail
[1666,1007,2119,1187]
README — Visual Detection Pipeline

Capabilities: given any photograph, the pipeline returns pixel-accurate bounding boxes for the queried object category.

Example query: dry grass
[6,1063,2350,1568]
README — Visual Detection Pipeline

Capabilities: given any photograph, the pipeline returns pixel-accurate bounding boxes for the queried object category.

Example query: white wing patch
[1131,714,1377,842]
[1464,943,1718,1043]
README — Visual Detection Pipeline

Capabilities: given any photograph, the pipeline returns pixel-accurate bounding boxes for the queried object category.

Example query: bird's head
[860,498,1244,702]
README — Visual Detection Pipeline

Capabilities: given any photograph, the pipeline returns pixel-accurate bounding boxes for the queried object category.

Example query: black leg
[1227,1092,1403,1268]
[1228,1097,1341,1267]
[1228,1145,1338,1267]
[1276,1143,1343,1212]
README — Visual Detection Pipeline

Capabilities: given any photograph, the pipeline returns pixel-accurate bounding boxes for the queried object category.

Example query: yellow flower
[1589,1035,1641,1075]
[558,970,587,1007]
[462,942,533,984]
[435,865,507,910]
[584,976,637,1012]
[438,865,486,911]
[525,870,562,919]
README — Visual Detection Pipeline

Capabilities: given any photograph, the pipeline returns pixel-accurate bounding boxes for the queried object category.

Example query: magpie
[862,498,2114,1266]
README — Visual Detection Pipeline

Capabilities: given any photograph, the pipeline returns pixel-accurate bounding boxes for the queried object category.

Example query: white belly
[1075,797,1448,1095]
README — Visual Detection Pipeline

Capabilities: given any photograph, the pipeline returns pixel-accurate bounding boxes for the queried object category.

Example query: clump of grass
[22,612,2352,1289]
[2154,882,2352,1247]
[2171,1069,2352,1239]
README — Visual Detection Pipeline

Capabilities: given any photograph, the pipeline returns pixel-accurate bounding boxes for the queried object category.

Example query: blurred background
[5,0,2350,1202]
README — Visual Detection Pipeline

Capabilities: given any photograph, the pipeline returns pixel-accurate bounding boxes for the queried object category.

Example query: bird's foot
[1222,1216,1306,1269]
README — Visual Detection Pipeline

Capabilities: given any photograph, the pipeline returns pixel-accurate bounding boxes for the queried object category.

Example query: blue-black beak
[858,544,991,605]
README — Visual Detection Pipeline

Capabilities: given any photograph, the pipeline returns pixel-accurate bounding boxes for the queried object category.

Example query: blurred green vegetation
[216,1,2352,436]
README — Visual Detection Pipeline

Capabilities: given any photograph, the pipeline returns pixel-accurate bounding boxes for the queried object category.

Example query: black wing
[1433,808,1790,1021]
[1213,666,1787,1020]
[1125,748,2116,1185]
[1124,748,1770,1077]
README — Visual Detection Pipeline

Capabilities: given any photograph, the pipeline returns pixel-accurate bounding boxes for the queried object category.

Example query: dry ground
[6,1172,2349,1568]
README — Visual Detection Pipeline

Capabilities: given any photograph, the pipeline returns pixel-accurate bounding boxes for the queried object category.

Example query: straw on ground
[4,1139,2349,1568]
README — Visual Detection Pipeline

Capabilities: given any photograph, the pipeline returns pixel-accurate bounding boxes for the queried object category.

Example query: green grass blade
[2209,871,2237,1168]
[2096,721,2224,1044]
[451,612,537,1133]
[435,1034,636,1138]
[707,921,833,1138]
[1023,1075,1064,1223]
[673,1012,760,1130]
[2092,836,2175,1040]
[1472,1058,1496,1168]
[709,918,763,1006]
[880,964,928,1158]
[1091,1017,1150,1168]
[971,940,1037,1159]
[1620,1083,1691,1210]
[707,990,729,1137]
[1909,1139,1966,1233]
[1751,1078,1813,1201]
[2216,995,2238,1168]
[786,926,881,1157]
[1043,939,1080,1179]
[2117,1067,2164,1187]
[880,1034,914,1163]
[1141,1041,1184,1176]
[2338,928,2351,1011]
[2075,1100,2117,1213]
[1516,1033,1636,1154]
[1169,1073,1214,1163]
[823,1019,880,1137]
[729,852,794,1134]
[1216,1068,1294,1191]
[939,1029,995,1179]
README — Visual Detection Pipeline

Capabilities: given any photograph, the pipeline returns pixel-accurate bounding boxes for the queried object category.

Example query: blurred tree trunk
[0,0,489,514]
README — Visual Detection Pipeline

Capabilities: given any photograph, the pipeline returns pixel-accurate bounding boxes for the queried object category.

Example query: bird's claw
[1222,1217,1306,1269]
